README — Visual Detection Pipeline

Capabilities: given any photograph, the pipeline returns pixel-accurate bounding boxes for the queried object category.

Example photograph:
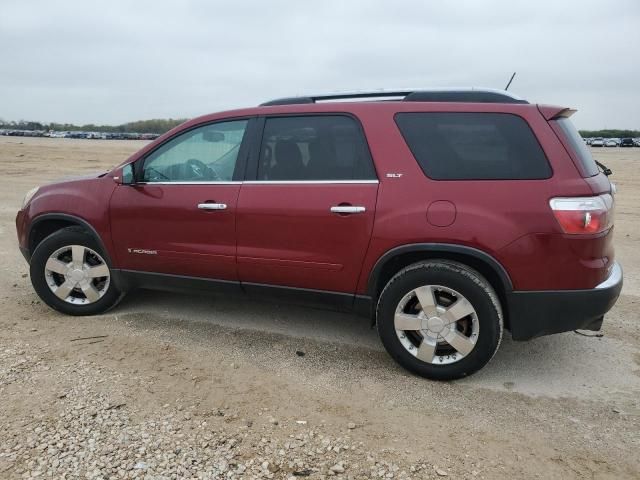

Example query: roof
[260,88,528,106]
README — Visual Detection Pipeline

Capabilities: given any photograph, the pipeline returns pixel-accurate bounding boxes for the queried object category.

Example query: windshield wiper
[595,160,612,176]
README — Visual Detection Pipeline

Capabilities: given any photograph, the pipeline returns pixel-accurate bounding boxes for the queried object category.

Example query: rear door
[110,118,252,280]
[236,114,378,293]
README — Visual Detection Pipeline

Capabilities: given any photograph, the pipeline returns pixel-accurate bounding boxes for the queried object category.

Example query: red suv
[16,89,622,380]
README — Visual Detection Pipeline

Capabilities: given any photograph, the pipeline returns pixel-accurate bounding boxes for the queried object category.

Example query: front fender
[23,176,116,264]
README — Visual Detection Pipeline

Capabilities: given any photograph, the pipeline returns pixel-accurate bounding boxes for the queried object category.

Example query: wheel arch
[367,244,513,328]
[28,214,113,265]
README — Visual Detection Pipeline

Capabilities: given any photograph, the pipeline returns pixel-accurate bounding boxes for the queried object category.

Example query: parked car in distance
[604,138,618,147]
[66,131,87,139]
[591,137,604,147]
[620,138,635,147]
[140,133,161,141]
[15,88,622,380]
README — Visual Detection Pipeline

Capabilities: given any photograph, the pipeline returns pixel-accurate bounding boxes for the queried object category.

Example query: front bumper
[16,209,30,262]
[19,246,31,263]
[507,262,623,340]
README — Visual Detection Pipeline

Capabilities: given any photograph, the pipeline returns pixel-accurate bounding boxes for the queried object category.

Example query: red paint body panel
[495,231,614,290]
[109,184,240,280]
[16,99,617,302]
[426,201,457,227]
[350,103,610,292]
[537,104,572,120]
[236,183,377,292]
[20,176,116,256]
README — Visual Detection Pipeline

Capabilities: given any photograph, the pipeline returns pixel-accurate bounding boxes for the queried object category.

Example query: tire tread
[376,260,503,379]
[29,227,122,316]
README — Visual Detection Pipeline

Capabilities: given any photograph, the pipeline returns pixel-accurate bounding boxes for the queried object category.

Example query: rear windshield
[394,112,552,180]
[553,117,599,177]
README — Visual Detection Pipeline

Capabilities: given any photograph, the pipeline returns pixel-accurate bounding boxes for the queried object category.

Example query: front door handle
[198,203,227,210]
[330,205,366,214]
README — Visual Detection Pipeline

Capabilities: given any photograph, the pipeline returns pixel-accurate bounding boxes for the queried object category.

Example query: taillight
[549,194,613,234]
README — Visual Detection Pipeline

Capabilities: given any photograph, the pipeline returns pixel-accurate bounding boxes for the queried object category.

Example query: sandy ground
[0,137,638,479]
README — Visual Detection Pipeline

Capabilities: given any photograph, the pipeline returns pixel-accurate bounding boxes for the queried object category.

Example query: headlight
[22,186,40,208]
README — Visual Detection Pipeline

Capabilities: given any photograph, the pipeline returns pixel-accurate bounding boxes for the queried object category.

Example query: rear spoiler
[537,105,577,120]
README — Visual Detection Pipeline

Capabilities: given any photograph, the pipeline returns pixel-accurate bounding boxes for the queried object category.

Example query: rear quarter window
[552,117,599,177]
[394,112,552,180]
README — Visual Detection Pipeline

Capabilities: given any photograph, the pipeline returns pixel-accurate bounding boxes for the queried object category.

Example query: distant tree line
[2,118,638,138]
[0,118,188,134]
[579,129,640,138]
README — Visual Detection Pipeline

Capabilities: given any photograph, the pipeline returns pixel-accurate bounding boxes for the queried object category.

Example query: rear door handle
[198,203,227,210]
[330,205,366,214]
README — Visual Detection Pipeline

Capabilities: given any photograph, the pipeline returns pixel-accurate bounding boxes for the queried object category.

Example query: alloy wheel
[394,285,479,365]
[44,245,110,305]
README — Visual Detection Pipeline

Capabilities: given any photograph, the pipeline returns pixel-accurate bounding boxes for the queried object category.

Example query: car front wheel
[376,260,503,380]
[30,227,123,315]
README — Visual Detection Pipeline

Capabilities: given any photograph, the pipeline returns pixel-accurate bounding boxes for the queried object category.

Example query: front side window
[395,112,552,180]
[257,115,376,181]
[142,120,248,182]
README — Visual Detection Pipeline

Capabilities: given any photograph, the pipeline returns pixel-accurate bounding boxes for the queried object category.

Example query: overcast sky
[1,0,638,129]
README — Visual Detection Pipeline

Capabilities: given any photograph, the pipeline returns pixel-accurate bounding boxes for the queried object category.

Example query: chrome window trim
[135,181,243,185]
[132,180,379,186]
[243,180,379,185]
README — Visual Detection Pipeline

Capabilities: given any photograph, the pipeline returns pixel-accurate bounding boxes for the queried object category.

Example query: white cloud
[1,0,638,128]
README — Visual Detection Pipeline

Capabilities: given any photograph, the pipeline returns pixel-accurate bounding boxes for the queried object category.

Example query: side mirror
[114,164,135,185]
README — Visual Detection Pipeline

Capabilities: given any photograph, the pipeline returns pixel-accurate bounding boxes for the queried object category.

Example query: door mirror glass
[121,164,134,184]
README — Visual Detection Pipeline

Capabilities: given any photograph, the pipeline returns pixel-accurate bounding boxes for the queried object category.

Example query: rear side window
[257,115,376,181]
[553,117,599,177]
[395,112,552,180]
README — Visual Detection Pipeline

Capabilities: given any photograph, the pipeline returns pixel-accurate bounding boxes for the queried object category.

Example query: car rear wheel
[30,227,123,315]
[376,261,503,380]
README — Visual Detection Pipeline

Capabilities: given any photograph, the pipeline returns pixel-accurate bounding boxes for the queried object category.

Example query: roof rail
[260,88,528,106]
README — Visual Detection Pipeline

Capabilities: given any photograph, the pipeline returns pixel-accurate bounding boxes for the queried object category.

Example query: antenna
[505,72,516,91]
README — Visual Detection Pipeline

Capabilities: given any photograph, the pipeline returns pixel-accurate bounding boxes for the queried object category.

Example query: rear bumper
[507,262,623,340]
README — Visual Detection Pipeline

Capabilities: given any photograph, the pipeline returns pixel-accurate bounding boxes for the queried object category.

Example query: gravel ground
[0,346,427,479]
[0,138,638,479]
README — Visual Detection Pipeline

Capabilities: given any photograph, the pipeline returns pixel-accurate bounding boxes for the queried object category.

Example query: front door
[236,114,379,293]
[110,119,251,280]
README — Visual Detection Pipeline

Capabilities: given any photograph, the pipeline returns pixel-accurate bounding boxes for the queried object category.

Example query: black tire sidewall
[377,262,502,380]
[30,228,121,316]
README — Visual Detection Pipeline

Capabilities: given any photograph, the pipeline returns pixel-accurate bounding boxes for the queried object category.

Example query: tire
[29,227,123,316]
[376,260,503,380]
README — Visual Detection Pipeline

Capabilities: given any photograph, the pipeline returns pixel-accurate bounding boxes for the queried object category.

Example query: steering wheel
[185,158,218,180]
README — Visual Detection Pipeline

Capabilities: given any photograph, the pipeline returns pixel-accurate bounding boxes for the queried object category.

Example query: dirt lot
[0,137,638,479]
